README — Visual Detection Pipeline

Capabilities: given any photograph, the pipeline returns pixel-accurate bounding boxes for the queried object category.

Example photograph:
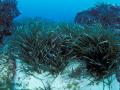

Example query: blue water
[17,0,120,21]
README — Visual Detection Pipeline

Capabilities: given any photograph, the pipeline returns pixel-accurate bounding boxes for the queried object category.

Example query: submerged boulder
[75,3,120,29]
[0,0,20,44]
[0,54,16,90]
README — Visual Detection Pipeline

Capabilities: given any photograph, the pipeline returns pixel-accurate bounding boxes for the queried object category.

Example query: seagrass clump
[12,20,75,74]
[73,26,120,81]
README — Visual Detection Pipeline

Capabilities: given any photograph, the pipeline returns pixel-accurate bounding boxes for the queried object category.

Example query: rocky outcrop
[0,54,16,90]
[75,3,120,29]
[0,0,20,44]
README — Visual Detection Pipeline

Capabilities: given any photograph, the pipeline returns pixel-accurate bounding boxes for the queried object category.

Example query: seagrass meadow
[1,0,120,90]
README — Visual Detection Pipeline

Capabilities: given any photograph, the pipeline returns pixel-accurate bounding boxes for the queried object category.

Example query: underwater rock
[75,3,120,29]
[0,0,20,44]
[0,54,16,90]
